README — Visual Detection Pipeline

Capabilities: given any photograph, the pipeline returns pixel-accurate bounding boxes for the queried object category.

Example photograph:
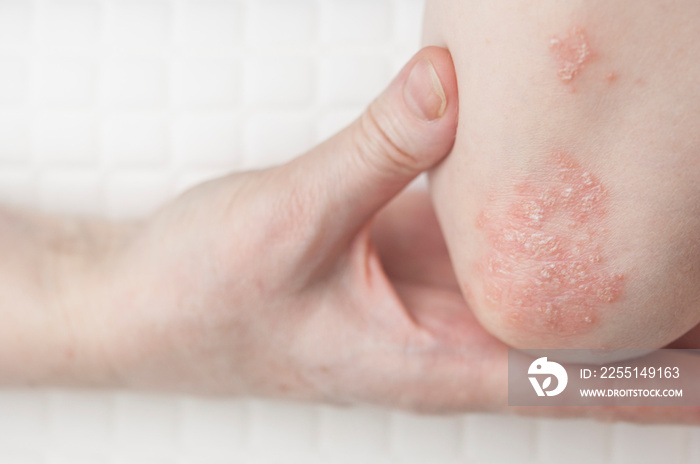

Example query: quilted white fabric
[0,0,695,462]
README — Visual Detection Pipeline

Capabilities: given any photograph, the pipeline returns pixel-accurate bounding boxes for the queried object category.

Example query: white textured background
[0,0,697,463]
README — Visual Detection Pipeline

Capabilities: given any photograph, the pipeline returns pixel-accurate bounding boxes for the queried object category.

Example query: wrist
[41,214,138,387]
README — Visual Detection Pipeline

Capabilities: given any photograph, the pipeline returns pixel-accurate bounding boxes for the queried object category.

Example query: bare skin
[423,0,700,350]
[2,40,699,422]
[3,48,502,412]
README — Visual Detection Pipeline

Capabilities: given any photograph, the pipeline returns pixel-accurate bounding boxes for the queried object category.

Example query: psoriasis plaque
[550,28,591,82]
[476,153,624,335]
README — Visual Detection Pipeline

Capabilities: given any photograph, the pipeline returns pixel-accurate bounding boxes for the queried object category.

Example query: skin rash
[475,153,625,336]
[425,2,700,354]
[472,27,626,339]
[550,27,591,82]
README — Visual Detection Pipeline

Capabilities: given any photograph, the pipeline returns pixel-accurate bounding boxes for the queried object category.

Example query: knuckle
[354,104,419,175]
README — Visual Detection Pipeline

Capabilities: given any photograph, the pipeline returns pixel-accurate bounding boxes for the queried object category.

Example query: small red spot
[605,72,618,83]
[476,211,488,229]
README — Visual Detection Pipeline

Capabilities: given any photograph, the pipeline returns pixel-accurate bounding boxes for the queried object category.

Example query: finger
[285,46,458,244]
[389,282,509,412]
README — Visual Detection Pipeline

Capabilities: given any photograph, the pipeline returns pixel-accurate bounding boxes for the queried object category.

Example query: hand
[32,46,700,422]
[72,46,509,411]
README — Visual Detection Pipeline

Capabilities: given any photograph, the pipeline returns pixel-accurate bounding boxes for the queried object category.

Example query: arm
[0,48,484,407]
[0,207,130,386]
[2,43,698,424]
[423,0,700,350]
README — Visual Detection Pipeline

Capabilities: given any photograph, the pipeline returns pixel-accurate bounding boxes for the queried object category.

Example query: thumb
[285,46,458,243]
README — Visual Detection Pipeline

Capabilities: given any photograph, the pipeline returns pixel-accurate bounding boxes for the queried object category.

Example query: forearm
[0,207,128,386]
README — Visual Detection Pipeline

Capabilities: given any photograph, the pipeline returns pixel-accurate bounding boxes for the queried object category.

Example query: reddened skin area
[424,0,700,354]
[550,27,591,83]
[475,153,625,340]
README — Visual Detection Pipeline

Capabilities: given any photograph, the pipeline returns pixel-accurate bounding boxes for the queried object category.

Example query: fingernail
[403,58,447,121]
